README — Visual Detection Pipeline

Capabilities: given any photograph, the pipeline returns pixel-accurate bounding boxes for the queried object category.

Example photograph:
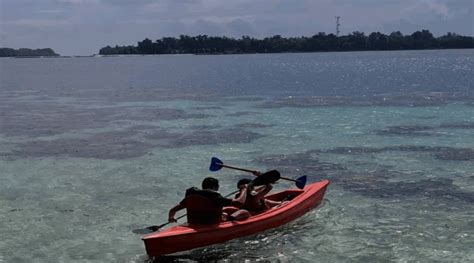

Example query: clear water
[1,50,473,262]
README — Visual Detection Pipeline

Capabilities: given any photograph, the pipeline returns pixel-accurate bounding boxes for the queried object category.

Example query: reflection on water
[1,50,473,262]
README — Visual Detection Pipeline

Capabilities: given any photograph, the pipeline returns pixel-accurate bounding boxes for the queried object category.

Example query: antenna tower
[335,16,340,36]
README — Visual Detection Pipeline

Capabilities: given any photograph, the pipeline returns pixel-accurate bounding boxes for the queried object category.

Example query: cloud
[227,19,257,37]
[404,0,450,19]
[381,0,473,35]
[192,19,227,36]
[3,18,70,28]
[55,0,99,4]
[1,0,472,55]
[35,9,64,14]
[99,0,157,6]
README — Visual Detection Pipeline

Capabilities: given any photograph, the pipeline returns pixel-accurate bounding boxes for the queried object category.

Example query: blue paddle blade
[295,175,307,189]
[209,157,223,172]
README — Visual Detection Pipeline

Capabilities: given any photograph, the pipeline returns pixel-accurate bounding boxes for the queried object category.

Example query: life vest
[182,194,222,224]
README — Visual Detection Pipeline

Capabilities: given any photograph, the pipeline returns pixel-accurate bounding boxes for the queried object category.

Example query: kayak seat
[182,194,222,225]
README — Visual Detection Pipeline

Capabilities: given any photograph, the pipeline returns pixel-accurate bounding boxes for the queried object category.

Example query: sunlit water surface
[1,50,473,262]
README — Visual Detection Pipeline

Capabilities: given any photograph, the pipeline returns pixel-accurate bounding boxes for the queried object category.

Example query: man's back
[180,187,232,224]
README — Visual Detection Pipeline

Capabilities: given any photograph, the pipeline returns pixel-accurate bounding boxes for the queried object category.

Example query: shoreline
[1,48,473,58]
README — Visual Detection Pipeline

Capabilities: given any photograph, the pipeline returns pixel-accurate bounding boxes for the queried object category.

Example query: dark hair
[237,178,251,188]
[202,177,219,190]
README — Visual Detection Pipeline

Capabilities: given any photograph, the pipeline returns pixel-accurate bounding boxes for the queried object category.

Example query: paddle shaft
[219,163,299,183]
[220,163,255,173]
[156,213,187,229]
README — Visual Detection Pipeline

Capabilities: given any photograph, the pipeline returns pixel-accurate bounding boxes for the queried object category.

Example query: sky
[0,0,473,56]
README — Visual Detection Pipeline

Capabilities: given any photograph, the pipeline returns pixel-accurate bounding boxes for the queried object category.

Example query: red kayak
[142,179,330,256]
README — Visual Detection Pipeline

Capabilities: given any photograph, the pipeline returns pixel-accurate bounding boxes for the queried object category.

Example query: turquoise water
[1,50,473,262]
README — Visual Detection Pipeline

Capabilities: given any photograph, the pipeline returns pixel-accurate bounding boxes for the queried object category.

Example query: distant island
[0,48,59,57]
[99,30,473,55]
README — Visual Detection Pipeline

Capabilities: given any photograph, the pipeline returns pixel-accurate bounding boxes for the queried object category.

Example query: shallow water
[1,50,473,262]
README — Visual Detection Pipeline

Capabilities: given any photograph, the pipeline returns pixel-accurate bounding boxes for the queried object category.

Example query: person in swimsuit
[236,174,282,214]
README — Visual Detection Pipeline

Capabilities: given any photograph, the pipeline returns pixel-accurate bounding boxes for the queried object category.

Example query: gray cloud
[1,0,472,55]
[227,19,257,36]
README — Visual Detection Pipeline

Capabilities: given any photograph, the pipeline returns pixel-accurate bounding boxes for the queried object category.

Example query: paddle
[146,214,187,232]
[209,157,307,189]
[132,189,240,234]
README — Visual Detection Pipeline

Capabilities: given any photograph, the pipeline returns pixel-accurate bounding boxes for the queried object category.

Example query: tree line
[0,48,59,57]
[99,30,473,55]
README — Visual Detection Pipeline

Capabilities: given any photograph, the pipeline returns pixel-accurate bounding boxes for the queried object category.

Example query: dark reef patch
[257,92,474,108]
[373,122,474,137]
[254,150,474,204]
[440,122,474,129]
[316,145,474,161]
[258,96,352,108]
[234,123,273,129]
[253,152,346,176]
[254,150,474,203]
[0,99,211,137]
[3,124,265,159]
[221,97,265,102]
[111,107,211,122]
[11,130,152,159]
[128,125,161,132]
[191,106,223,110]
[188,125,222,130]
[0,102,111,137]
[317,147,384,155]
[416,115,438,120]
[155,128,264,148]
[374,125,436,136]
[333,171,474,203]
[434,148,474,161]
[225,111,260,117]
[140,128,182,141]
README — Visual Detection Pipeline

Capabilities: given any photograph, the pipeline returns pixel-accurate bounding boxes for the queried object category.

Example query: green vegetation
[0,48,59,57]
[99,30,473,55]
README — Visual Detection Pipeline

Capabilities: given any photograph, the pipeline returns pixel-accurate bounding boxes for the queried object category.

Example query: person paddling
[168,177,250,224]
[236,170,283,214]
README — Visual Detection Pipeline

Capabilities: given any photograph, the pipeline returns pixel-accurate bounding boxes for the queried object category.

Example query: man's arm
[231,186,248,206]
[168,203,185,222]
[254,184,272,197]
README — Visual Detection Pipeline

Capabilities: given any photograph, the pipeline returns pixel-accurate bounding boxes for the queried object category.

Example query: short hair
[237,178,251,188]
[202,177,219,190]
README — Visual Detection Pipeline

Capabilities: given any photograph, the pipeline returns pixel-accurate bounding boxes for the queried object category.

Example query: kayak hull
[142,179,329,256]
